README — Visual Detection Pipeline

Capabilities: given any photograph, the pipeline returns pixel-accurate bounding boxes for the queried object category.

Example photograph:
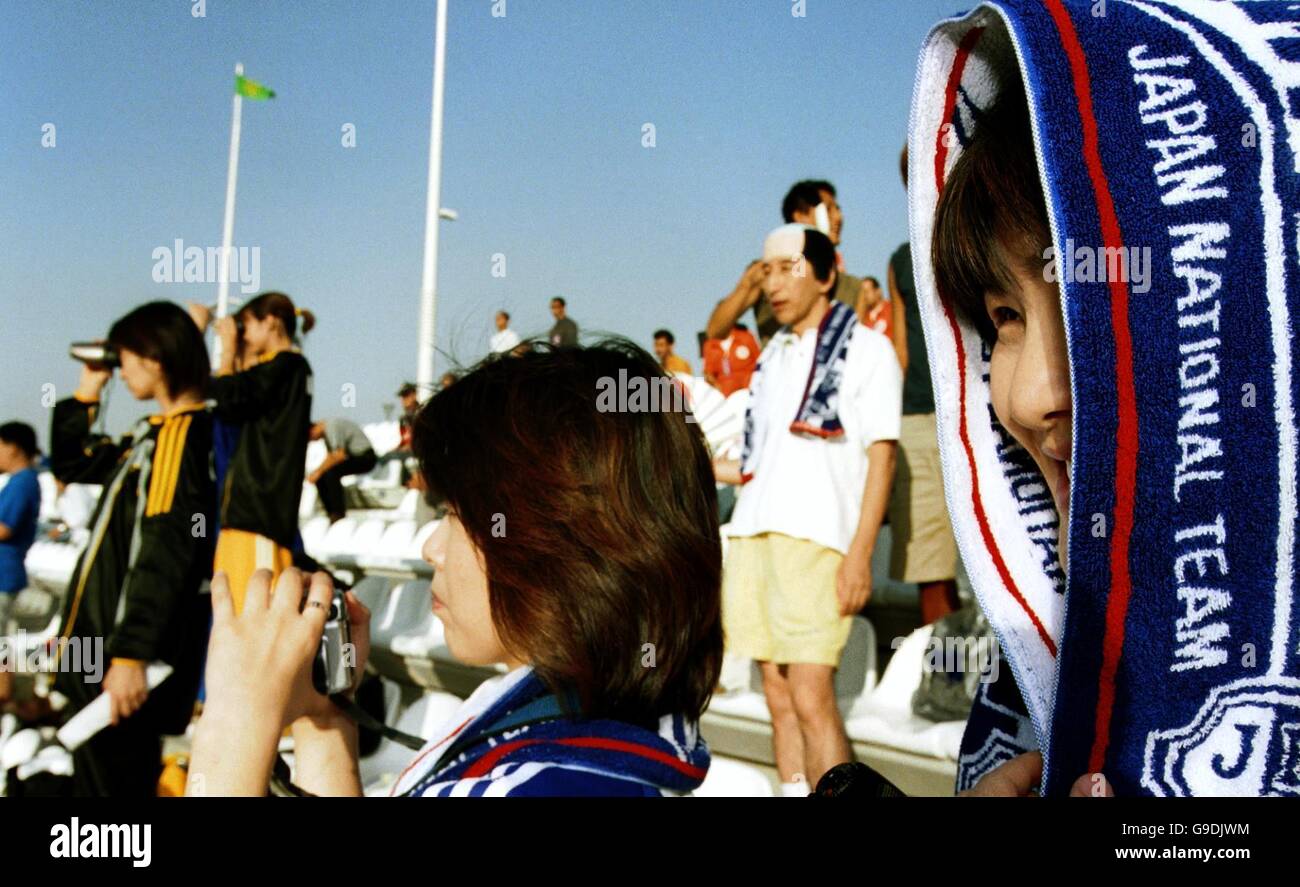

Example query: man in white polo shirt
[490,310,521,355]
[715,223,900,795]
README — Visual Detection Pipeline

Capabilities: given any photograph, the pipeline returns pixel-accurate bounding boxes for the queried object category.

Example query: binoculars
[69,342,120,369]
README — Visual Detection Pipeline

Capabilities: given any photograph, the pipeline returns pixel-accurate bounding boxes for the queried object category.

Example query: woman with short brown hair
[188,340,724,796]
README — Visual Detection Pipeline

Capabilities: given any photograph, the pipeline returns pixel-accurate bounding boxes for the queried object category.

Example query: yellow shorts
[722,532,850,667]
[887,412,958,584]
[213,529,294,614]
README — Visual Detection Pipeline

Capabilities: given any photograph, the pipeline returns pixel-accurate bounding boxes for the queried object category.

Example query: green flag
[235,74,275,100]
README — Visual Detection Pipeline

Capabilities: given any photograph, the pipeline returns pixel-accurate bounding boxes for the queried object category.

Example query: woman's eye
[990,305,1022,328]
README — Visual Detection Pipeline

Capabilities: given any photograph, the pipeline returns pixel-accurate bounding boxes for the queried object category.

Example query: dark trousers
[71,714,164,797]
[316,450,378,519]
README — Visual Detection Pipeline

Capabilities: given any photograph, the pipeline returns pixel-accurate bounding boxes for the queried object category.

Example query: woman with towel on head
[914,0,1300,796]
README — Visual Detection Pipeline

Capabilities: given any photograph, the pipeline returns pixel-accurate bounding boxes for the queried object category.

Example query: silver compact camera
[312,589,354,696]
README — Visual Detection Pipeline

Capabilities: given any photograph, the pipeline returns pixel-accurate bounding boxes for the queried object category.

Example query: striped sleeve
[146,414,193,517]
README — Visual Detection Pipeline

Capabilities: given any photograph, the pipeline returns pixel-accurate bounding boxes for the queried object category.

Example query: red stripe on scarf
[1044,0,1139,776]
[934,26,1057,658]
[935,27,985,190]
[390,715,474,795]
[462,736,707,781]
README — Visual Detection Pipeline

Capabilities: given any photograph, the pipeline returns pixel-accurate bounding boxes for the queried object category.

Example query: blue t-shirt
[0,468,41,593]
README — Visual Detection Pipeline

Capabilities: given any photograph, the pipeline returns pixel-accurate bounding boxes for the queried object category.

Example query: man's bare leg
[918,579,959,624]
[788,662,852,787]
[759,660,806,787]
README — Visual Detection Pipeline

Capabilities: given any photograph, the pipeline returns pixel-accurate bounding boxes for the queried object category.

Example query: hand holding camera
[204,568,370,733]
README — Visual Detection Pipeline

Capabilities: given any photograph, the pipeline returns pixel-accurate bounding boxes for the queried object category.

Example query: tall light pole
[416,0,449,399]
[214,62,244,369]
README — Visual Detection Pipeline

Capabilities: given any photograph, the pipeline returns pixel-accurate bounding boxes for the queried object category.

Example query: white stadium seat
[59,484,101,531]
[357,520,417,571]
[405,520,438,567]
[316,517,359,562]
[339,518,386,565]
[37,472,61,523]
[298,483,318,519]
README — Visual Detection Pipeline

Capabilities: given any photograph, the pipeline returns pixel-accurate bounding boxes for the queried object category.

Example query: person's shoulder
[495,763,657,797]
[264,350,311,377]
[849,322,900,370]
[276,349,310,367]
[12,469,41,498]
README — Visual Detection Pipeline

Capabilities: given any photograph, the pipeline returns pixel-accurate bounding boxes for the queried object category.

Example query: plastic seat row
[301,516,438,575]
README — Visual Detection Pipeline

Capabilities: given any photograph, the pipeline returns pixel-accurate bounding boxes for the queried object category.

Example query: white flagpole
[214,62,244,370]
[416,0,449,399]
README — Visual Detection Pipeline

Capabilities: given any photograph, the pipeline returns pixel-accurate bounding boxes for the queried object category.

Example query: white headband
[762,223,814,262]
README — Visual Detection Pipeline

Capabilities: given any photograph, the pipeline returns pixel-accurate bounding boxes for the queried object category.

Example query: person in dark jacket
[50,301,215,797]
[191,292,314,614]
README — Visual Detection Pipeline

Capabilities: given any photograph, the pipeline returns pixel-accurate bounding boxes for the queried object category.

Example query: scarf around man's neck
[740,297,857,483]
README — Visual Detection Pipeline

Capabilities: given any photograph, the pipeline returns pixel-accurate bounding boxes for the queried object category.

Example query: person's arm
[706,261,766,340]
[49,366,125,485]
[0,481,23,541]
[0,471,38,541]
[102,413,209,724]
[289,715,363,796]
[187,700,281,796]
[836,343,904,615]
[888,263,909,373]
[836,439,897,615]
[188,569,369,796]
[307,449,348,485]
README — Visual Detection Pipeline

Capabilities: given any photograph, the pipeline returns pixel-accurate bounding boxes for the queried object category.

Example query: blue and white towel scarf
[911,0,1300,795]
[396,670,710,797]
[740,298,858,483]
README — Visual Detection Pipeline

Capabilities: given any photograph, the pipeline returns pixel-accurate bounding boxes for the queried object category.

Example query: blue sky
[1,0,963,439]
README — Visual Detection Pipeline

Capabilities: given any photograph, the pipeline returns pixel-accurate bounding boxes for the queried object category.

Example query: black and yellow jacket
[50,397,215,734]
[209,349,313,549]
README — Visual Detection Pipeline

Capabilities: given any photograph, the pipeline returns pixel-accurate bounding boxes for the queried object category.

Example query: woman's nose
[423,517,449,570]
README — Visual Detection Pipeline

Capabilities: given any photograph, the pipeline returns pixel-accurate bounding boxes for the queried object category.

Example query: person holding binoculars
[53,301,216,797]
[189,292,315,614]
